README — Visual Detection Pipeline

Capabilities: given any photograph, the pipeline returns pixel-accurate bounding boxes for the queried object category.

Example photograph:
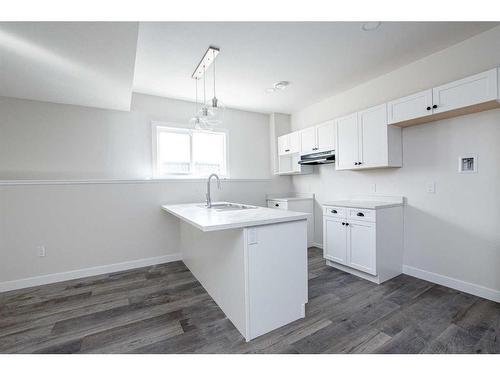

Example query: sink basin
[199,203,258,211]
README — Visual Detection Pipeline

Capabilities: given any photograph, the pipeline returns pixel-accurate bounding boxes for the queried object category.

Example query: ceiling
[133,22,498,113]
[0,22,498,113]
[0,22,138,111]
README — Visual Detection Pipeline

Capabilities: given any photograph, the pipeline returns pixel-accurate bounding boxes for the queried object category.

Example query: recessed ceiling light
[265,81,291,94]
[274,81,290,90]
[361,22,381,32]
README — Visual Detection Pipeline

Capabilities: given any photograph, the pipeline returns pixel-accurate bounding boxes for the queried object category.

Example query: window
[153,123,228,178]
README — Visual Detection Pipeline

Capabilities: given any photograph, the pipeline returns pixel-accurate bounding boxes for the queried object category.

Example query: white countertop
[266,197,313,202]
[162,202,310,232]
[323,200,403,209]
[266,193,314,202]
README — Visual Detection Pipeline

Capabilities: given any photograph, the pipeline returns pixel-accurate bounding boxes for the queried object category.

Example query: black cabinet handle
[433,104,438,109]
[342,222,345,225]
[285,149,290,152]
[345,223,349,226]
[357,212,365,217]
[275,203,279,207]
[359,162,363,165]
[331,209,337,214]
[354,162,358,165]
[426,106,431,111]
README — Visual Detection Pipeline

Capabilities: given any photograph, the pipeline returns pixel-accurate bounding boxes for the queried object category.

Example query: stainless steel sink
[199,203,258,211]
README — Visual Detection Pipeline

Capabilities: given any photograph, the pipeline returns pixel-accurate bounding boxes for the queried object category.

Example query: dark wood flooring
[1,247,499,354]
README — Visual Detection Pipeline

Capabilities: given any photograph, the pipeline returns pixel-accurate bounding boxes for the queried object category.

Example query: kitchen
[0,7,499,370]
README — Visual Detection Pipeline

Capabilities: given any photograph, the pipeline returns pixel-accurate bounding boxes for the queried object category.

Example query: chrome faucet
[206,173,221,208]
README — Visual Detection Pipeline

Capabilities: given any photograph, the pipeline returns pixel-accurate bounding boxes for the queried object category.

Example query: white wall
[0,93,273,180]
[0,94,292,287]
[290,26,500,294]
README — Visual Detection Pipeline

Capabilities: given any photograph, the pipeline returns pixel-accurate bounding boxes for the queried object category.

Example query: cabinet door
[358,104,388,168]
[288,131,300,153]
[277,135,289,156]
[300,127,317,154]
[335,113,359,170]
[432,68,498,114]
[316,121,335,152]
[387,89,433,124]
[323,218,347,265]
[347,221,376,275]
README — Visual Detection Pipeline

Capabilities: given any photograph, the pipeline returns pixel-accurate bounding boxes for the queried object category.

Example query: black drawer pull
[356,212,365,217]
[275,203,279,207]
[331,209,337,214]
[285,149,290,152]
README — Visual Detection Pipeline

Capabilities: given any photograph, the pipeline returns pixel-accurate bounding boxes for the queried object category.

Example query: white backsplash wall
[291,26,500,294]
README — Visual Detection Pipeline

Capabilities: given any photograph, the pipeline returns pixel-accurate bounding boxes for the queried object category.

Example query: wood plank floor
[1,247,499,354]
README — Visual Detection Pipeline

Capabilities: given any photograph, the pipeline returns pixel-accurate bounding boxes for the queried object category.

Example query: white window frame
[152,122,229,179]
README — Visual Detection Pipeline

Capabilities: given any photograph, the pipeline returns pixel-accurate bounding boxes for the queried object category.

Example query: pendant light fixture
[208,48,224,124]
[190,46,222,130]
[188,77,203,129]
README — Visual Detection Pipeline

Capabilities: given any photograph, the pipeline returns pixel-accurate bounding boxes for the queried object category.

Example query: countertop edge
[323,202,403,209]
[161,205,310,231]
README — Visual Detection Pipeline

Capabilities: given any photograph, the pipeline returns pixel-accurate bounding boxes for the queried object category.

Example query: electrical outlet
[37,245,46,257]
[426,182,436,194]
[247,228,258,245]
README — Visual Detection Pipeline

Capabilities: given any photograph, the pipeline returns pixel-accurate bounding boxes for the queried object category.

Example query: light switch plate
[426,182,436,194]
[247,228,258,245]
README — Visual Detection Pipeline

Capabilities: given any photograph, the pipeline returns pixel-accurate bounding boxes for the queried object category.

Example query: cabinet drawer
[324,206,346,218]
[347,208,375,222]
[267,200,288,210]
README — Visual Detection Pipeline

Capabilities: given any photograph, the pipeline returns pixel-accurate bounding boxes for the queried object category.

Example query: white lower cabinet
[348,220,376,275]
[323,217,376,276]
[323,218,347,264]
[323,203,403,284]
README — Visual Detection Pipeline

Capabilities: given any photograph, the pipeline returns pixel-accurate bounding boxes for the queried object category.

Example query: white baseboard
[403,265,500,303]
[0,253,182,293]
[311,242,323,249]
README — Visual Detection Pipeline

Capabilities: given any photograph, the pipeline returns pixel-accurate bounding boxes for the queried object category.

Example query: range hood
[298,150,335,165]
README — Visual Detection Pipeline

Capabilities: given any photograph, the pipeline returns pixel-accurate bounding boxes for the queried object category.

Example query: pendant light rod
[191,46,220,80]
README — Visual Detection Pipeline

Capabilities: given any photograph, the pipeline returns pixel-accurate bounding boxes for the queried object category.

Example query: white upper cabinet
[300,127,317,154]
[336,105,402,170]
[432,68,498,114]
[335,113,359,170]
[358,104,391,168]
[277,135,288,155]
[387,89,433,125]
[388,67,499,127]
[299,120,336,154]
[288,131,300,153]
[278,131,300,156]
[316,121,336,152]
